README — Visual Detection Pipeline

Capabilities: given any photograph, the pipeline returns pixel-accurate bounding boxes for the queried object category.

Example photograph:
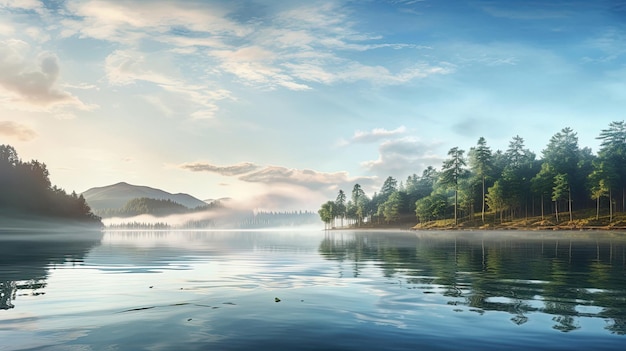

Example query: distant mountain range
[82,182,207,211]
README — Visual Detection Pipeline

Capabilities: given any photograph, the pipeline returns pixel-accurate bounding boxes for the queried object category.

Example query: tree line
[238,210,319,228]
[318,122,626,228]
[0,144,101,225]
[95,197,219,218]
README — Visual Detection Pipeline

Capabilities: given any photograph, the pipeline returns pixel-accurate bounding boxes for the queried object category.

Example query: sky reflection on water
[1,230,626,350]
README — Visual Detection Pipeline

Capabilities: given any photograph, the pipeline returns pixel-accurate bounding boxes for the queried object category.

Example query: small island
[318,122,626,231]
[0,144,102,231]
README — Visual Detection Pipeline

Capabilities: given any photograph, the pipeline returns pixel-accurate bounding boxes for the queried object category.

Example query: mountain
[82,182,207,211]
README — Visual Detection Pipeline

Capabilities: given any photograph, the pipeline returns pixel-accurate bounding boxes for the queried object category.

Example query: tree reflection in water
[0,232,103,310]
[319,231,626,335]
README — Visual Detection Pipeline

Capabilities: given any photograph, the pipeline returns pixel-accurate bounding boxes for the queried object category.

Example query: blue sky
[1,0,625,210]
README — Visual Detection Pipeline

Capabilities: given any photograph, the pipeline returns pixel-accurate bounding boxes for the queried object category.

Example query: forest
[96,197,221,218]
[318,121,626,229]
[0,144,101,225]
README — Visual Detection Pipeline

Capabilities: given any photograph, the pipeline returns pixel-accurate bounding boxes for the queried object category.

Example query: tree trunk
[454,188,458,226]
[540,194,545,220]
[610,188,613,222]
[596,196,600,220]
[525,202,528,221]
[568,186,572,222]
[555,201,559,223]
[481,175,485,223]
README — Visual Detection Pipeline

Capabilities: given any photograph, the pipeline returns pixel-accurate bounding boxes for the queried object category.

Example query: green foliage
[381,191,406,223]
[469,137,493,221]
[552,173,570,202]
[415,194,448,222]
[0,144,101,224]
[345,184,371,226]
[440,147,468,225]
[96,197,222,218]
[318,201,335,228]
[439,147,467,190]
[486,181,507,212]
[318,121,626,227]
[380,176,398,197]
[596,121,626,212]
[335,190,347,226]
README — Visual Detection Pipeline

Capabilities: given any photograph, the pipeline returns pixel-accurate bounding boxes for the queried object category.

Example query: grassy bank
[412,209,626,231]
[328,210,626,231]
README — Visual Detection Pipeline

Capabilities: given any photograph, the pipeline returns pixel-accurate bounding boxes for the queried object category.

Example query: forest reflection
[0,232,103,311]
[319,231,626,334]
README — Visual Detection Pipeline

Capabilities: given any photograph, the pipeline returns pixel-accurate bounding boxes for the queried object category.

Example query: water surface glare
[1,230,626,350]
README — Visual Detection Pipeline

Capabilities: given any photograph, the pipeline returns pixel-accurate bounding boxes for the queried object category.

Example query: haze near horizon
[1,0,625,211]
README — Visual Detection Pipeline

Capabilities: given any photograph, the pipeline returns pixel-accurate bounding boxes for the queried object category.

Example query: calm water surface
[1,229,626,350]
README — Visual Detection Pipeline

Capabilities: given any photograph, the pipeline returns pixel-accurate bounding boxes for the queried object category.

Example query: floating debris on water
[117,302,218,314]
[119,306,156,313]
[275,297,281,303]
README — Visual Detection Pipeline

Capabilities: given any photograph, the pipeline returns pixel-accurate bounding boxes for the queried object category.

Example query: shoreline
[0,215,103,234]
[326,223,626,232]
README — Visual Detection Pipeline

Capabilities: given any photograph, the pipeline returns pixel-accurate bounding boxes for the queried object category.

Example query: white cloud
[24,26,50,42]
[0,22,15,36]
[63,0,247,43]
[0,39,95,115]
[1,0,450,121]
[61,1,444,92]
[179,159,378,197]
[105,50,232,118]
[0,120,37,141]
[362,137,443,178]
[351,126,407,143]
[0,0,41,11]
[105,50,176,86]
[239,165,377,193]
[179,161,261,176]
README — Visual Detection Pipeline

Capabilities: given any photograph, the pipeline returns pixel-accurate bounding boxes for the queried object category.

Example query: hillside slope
[82,182,207,211]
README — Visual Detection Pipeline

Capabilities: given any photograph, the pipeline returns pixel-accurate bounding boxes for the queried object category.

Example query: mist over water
[1,229,625,350]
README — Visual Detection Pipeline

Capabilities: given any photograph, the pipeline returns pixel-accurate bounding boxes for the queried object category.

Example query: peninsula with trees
[318,122,626,230]
[0,144,102,230]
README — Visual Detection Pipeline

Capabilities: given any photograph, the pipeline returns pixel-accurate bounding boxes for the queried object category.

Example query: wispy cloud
[179,159,378,195]
[62,0,247,44]
[239,165,377,192]
[0,120,37,141]
[0,0,42,11]
[179,161,261,176]
[104,49,232,118]
[352,126,407,143]
[60,0,444,94]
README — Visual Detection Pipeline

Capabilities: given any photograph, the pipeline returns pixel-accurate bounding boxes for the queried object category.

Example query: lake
[1,229,626,350]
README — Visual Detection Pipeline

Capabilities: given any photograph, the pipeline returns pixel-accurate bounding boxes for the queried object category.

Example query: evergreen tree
[440,147,467,225]
[0,144,101,225]
[596,121,626,212]
[335,190,347,227]
[469,137,493,222]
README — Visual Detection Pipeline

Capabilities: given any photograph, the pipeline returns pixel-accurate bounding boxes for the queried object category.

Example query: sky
[1,0,626,211]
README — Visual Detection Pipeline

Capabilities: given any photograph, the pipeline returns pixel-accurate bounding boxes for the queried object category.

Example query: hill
[82,182,207,211]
